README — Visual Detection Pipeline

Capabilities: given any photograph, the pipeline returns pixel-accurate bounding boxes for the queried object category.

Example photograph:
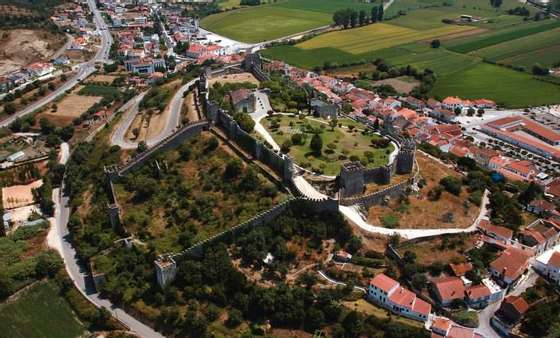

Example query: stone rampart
[118,121,209,176]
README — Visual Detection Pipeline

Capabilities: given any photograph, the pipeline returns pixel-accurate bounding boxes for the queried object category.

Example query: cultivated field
[297,23,474,55]
[431,63,560,107]
[0,281,86,338]
[262,115,393,175]
[200,0,380,43]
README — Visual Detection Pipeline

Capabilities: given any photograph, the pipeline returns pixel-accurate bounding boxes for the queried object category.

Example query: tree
[291,133,304,145]
[3,103,15,115]
[234,113,255,132]
[467,107,476,116]
[454,107,462,116]
[224,158,243,179]
[358,9,367,25]
[371,6,379,22]
[377,5,384,21]
[310,133,323,155]
[518,182,543,205]
[350,9,358,27]
[490,0,503,7]
[280,139,292,153]
[440,176,462,195]
[329,118,338,131]
[430,39,441,48]
[532,63,549,76]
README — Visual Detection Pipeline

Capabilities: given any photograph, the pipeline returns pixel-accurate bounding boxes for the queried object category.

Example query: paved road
[249,91,280,151]
[0,0,112,128]
[47,143,165,338]
[111,79,196,149]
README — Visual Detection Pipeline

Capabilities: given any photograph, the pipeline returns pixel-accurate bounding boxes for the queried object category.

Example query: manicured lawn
[262,115,393,176]
[200,0,379,43]
[0,281,86,338]
[431,63,560,107]
[297,23,474,54]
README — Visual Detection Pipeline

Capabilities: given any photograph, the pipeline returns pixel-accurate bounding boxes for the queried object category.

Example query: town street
[0,0,112,128]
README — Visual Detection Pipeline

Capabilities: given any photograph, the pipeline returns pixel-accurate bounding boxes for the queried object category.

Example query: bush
[440,176,462,195]
[381,214,399,228]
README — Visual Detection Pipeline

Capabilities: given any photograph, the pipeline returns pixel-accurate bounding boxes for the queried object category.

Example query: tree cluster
[332,5,383,29]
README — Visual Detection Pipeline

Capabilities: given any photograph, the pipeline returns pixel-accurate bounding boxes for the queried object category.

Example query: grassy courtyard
[261,115,393,176]
[0,281,86,338]
[200,0,380,43]
[115,132,288,253]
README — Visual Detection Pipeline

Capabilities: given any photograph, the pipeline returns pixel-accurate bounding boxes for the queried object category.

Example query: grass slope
[200,0,378,43]
[0,281,85,338]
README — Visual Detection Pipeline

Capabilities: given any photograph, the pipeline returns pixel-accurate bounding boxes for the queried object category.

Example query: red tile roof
[389,286,416,309]
[449,262,473,277]
[548,251,560,267]
[432,277,465,302]
[412,297,432,316]
[503,295,529,315]
[431,317,452,333]
[369,273,399,293]
[478,220,513,240]
[490,248,531,281]
[466,284,491,300]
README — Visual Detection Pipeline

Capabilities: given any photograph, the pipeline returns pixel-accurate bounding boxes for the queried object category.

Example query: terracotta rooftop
[449,262,473,277]
[478,219,513,240]
[466,284,491,300]
[548,251,560,267]
[412,297,432,316]
[431,317,452,333]
[432,277,466,302]
[490,248,531,281]
[369,273,399,293]
[503,295,529,315]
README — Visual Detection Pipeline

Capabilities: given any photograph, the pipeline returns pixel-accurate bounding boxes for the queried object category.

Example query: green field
[262,115,393,175]
[471,28,560,67]
[200,0,379,43]
[445,20,560,53]
[0,281,86,338]
[431,63,560,107]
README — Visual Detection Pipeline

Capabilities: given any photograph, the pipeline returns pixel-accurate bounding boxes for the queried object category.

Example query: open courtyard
[261,114,394,176]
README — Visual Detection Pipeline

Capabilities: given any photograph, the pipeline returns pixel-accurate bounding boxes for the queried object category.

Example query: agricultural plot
[471,28,560,68]
[297,23,474,55]
[445,20,560,53]
[0,281,86,338]
[431,63,560,108]
[200,0,379,43]
[262,115,393,176]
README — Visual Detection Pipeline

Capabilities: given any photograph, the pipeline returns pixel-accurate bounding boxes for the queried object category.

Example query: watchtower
[340,161,365,197]
[155,254,177,288]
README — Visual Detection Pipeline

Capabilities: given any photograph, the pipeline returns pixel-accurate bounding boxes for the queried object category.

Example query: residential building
[333,250,352,262]
[518,219,560,254]
[534,250,560,284]
[430,108,456,123]
[430,317,484,338]
[526,199,557,217]
[472,99,497,109]
[449,262,473,277]
[367,274,431,322]
[489,248,531,288]
[491,295,529,336]
[465,284,491,308]
[478,219,513,242]
[442,96,464,110]
[430,277,465,307]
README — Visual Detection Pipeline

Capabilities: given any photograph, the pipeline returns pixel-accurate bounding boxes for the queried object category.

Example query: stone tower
[340,161,365,197]
[155,255,177,288]
[396,138,416,174]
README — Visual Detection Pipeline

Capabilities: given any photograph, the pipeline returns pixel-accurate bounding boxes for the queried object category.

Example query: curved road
[111,79,197,149]
[0,0,113,128]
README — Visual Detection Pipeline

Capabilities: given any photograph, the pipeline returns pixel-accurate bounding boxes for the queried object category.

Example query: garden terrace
[367,152,481,229]
[114,132,288,253]
[261,114,393,176]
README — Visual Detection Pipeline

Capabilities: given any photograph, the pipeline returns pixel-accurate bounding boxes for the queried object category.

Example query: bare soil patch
[373,76,420,94]
[86,74,118,83]
[325,64,377,78]
[397,233,478,266]
[208,72,259,86]
[367,152,479,229]
[0,29,63,75]
[41,94,102,126]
